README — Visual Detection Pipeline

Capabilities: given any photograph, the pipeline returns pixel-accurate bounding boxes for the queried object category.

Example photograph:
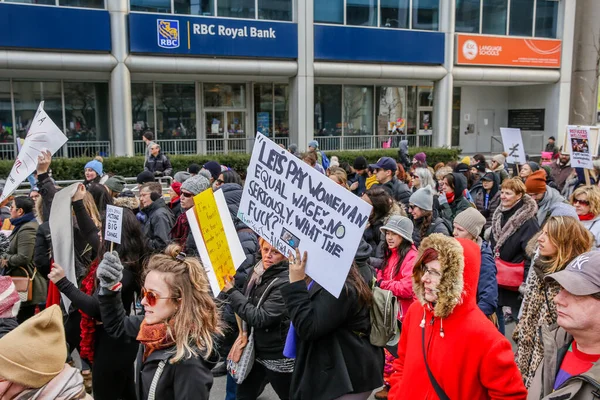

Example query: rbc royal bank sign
[130,13,298,58]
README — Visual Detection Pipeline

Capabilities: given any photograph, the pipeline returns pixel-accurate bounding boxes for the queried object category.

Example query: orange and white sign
[456,34,561,68]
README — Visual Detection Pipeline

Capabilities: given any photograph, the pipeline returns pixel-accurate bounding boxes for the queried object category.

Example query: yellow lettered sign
[194,189,236,289]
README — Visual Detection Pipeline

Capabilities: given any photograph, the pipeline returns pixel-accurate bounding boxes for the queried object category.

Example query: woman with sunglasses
[410,168,435,193]
[96,244,221,400]
[571,185,600,248]
[49,207,147,400]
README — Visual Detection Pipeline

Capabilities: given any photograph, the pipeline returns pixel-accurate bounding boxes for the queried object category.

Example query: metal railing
[315,134,433,151]
[0,143,15,160]
[0,141,111,160]
[134,137,290,156]
[15,176,174,196]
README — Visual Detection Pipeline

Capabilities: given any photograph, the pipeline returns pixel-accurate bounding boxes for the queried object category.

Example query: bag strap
[256,278,279,308]
[148,359,168,400]
[421,326,450,400]
[17,267,30,279]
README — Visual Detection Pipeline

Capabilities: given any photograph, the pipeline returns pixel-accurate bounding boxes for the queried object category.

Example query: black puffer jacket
[142,198,175,251]
[144,153,173,176]
[226,261,290,360]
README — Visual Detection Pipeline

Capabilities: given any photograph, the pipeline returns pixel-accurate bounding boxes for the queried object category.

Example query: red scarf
[445,191,455,204]
[136,319,176,361]
[579,213,595,221]
[170,212,190,248]
[79,259,99,363]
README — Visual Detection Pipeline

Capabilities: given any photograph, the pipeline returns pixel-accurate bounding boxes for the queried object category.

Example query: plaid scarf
[137,319,176,362]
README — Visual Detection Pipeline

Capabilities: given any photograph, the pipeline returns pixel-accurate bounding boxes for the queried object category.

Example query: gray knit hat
[174,171,191,183]
[409,185,434,211]
[380,215,414,243]
[454,208,486,239]
[180,175,210,195]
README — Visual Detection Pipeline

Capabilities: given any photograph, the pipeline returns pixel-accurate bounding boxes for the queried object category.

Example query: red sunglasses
[141,288,178,307]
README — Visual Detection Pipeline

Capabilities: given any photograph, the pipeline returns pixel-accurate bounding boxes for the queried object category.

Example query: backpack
[321,151,330,169]
[369,284,400,347]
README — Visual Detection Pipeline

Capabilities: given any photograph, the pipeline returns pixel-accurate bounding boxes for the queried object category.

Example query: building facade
[0,0,573,158]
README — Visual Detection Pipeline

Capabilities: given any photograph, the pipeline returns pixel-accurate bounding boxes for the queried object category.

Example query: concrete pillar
[433,0,454,148]
[107,0,133,156]
[289,0,314,151]
[555,0,577,146]
[569,0,600,127]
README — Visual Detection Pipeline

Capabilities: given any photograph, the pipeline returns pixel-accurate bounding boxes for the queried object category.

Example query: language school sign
[129,13,298,58]
[239,134,372,298]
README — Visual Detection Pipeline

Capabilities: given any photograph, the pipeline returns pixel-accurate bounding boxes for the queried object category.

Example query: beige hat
[0,305,67,388]
[454,208,487,239]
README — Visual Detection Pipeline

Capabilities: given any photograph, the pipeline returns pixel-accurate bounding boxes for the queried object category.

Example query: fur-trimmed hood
[413,234,480,319]
[113,196,140,211]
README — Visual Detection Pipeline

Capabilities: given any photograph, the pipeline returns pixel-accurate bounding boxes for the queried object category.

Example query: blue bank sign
[130,13,298,58]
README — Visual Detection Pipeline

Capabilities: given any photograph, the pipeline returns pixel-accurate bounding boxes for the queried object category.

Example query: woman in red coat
[388,234,527,400]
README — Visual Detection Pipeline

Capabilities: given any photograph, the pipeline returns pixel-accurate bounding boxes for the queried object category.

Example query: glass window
[376,87,406,147]
[412,0,439,30]
[130,0,171,13]
[5,0,55,5]
[406,86,417,135]
[155,83,196,141]
[482,0,507,35]
[274,84,289,137]
[204,83,246,108]
[0,81,14,157]
[455,0,480,33]
[59,0,104,8]
[418,88,433,107]
[217,0,254,18]
[314,85,342,137]
[132,83,155,140]
[254,83,273,137]
[535,0,558,38]
[13,81,63,140]
[314,0,344,24]
[64,82,109,142]
[258,0,292,21]
[380,0,409,29]
[344,86,374,136]
[346,0,377,27]
[509,0,534,37]
[174,0,214,15]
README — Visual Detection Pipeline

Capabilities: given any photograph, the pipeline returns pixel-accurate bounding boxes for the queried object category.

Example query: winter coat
[388,235,527,400]
[397,140,411,172]
[169,198,182,219]
[549,161,573,193]
[536,186,566,226]
[376,245,418,321]
[472,181,501,233]
[226,261,291,360]
[412,214,451,249]
[528,325,600,400]
[376,177,412,206]
[348,172,367,197]
[280,279,384,400]
[0,317,18,339]
[492,165,509,184]
[98,290,213,400]
[439,173,472,223]
[581,215,600,250]
[141,198,175,251]
[33,221,52,277]
[144,153,173,176]
[478,241,498,317]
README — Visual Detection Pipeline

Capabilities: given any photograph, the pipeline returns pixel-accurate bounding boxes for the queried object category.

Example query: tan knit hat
[0,305,67,388]
[454,208,487,239]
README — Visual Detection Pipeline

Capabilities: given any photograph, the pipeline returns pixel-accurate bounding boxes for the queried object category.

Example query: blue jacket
[477,241,498,316]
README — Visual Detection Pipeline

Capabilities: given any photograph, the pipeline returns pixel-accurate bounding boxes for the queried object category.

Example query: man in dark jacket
[139,182,174,251]
[549,153,573,193]
[348,156,368,197]
[397,140,411,172]
[544,136,559,158]
[371,157,411,206]
[144,144,173,177]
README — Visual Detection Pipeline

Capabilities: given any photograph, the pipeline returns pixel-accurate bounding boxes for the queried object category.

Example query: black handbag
[421,326,450,400]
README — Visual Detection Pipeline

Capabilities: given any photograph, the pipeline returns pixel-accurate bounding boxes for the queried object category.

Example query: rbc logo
[157,19,180,49]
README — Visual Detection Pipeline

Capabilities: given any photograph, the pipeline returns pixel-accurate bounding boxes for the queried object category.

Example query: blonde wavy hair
[144,244,222,363]
[542,216,593,274]
[82,192,102,230]
[570,186,600,216]
[328,166,349,189]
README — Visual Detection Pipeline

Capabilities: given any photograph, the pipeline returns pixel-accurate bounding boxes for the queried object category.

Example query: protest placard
[104,205,123,245]
[0,102,68,203]
[500,128,526,165]
[238,133,373,298]
[567,125,593,169]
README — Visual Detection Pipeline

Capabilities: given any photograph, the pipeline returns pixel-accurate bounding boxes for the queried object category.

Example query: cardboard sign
[500,128,526,164]
[567,126,593,169]
[0,102,68,203]
[238,133,372,298]
[104,205,123,245]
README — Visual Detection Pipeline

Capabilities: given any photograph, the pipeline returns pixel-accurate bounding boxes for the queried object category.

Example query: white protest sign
[567,125,593,169]
[238,134,372,298]
[500,128,526,164]
[104,205,124,245]
[0,101,68,203]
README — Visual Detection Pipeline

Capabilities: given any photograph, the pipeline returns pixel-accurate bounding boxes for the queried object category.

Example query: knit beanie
[353,156,367,170]
[84,160,103,176]
[474,161,487,173]
[308,140,319,149]
[461,156,471,165]
[526,161,540,173]
[188,163,201,174]
[104,175,126,194]
[181,175,210,196]
[202,161,222,181]
[136,171,155,185]
[174,171,191,183]
[0,276,20,318]
[525,170,547,195]
[492,154,506,165]
[414,152,426,163]
[409,185,434,211]
[454,163,469,173]
[454,208,487,239]
[171,181,182,196]
[0,305,66,388]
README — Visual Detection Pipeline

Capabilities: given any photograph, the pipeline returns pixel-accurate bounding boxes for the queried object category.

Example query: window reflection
[155,83,196,140]
[130,0,171,13]
[258,0,292,21]
[535,0,558,38]
[132,83,155,140]
[509,0,534,37]
[174,0,214,15]
[59,0,105,8]
[314,85,342,137]
[13,81,63,140]
[344,86,374,135]
[314,0,344,24]
[217,0,255,18]
[204,84,246,108]
[380,0,410,29]
[64,82,109,142]
[455,0,480,33]
[482,0,507,35]
[347,0,378,27]
[412,0,439,30]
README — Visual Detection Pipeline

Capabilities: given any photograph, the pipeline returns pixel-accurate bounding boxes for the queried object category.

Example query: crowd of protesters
[0,135,599,400]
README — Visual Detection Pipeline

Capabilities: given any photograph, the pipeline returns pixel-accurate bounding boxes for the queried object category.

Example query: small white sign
[500,127,526,164]
[104,205,123,244]
[464,114,471,122]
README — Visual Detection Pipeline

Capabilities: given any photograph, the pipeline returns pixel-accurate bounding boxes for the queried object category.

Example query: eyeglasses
[573,199,590,206]
[181,191,194,198]
[141,288,178,307]
[421,266,442,278]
